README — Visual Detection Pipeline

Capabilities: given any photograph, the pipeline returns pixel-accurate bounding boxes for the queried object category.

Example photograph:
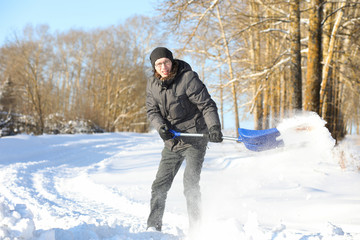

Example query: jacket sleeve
[185,72,221,129]
[146,80,165,131]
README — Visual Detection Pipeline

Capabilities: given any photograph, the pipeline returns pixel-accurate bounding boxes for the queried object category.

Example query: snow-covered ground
[0,113,359,240]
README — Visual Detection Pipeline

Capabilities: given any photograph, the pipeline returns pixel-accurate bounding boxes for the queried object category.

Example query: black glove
[209,125,223,143]
[158,124,173,141]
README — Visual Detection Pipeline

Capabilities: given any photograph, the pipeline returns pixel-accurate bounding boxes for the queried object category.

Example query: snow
[0,112,360,240]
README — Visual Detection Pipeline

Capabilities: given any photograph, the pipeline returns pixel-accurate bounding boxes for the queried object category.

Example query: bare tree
[289,0,302,110]
[156,0,245,131]
[304,0,323,113]
[11,25,55,134]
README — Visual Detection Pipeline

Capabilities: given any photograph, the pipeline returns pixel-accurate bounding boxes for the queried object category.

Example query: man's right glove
[209,125,223,143]
[158,124,173,141]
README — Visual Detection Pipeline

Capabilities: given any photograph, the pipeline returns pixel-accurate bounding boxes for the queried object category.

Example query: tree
[249,1,264,130]
[156,0,244,132]
[215,4,240,132]
[289,0,302,110]
[304,0,323,113]
[9,25,55,134]
[0,77,16,113]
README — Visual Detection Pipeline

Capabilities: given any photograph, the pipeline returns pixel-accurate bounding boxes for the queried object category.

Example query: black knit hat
[150,47,173,68]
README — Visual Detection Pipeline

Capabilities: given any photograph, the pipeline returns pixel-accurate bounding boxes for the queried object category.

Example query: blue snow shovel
[169,128,284,152]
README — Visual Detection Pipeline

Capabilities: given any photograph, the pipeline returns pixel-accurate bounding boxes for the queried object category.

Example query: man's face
[154,58,172,78]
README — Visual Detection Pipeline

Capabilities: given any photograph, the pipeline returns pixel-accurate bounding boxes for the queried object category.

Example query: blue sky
[0,0,156,46]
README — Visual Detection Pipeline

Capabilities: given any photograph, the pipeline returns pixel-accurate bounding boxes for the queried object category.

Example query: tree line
[1,1,360,141]
[157,0,360,141]
[0,16,164,134]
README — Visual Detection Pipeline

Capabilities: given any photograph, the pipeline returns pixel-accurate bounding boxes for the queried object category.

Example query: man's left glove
[209,125,223,143]
[158,124,173,141]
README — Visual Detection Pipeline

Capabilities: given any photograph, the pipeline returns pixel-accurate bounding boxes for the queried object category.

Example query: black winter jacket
[146,59,221,151]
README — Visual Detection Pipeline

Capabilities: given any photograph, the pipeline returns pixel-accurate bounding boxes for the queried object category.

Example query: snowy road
[1,114,360,239]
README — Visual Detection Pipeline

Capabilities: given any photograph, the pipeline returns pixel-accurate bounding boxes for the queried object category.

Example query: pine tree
[0,77,15,113]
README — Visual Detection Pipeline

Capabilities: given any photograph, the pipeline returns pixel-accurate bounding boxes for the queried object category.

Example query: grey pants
[147,144,206,231]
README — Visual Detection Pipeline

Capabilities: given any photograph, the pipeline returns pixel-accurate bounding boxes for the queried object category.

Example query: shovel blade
[238,128,284,151]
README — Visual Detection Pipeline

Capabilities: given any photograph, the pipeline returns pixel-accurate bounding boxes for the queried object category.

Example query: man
[146,47,223,232]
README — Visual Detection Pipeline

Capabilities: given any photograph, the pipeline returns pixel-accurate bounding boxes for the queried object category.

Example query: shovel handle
[169,129,241,142]
[169,129,205,138]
